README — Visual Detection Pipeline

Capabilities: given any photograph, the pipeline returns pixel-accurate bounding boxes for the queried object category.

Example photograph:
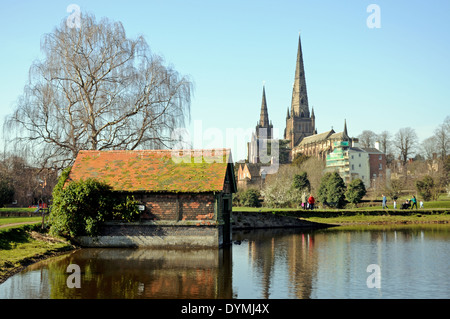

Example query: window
[351,155,354,159]
[359,153,361,157]
[352,164,354,170]
[379,163,382,170]
[379,155,382,160]
[359,164,361,168]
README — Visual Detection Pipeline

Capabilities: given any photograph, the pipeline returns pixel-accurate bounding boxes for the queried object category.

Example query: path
[0,221,40,229]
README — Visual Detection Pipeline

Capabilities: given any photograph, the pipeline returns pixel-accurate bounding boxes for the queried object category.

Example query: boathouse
[67,148,237,248]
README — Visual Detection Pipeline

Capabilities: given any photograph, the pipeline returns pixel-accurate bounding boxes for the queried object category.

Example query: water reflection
[0,248,233,299]
[1,225,449,299]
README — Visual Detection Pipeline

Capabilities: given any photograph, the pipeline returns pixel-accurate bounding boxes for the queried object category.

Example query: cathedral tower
[256,85,273,139]
[248,85,273,163]
[284,35,315,150]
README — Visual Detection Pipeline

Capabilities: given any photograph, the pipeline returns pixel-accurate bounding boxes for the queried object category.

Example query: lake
[0,224,449,299]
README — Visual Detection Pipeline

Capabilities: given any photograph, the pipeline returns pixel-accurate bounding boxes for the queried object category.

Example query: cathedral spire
[291,34,309,118]
[259,85,269,127]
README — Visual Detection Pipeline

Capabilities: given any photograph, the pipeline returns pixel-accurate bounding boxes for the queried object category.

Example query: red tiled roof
[68,149,233,193]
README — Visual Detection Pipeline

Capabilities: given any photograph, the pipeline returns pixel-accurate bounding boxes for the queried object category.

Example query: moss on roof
[68,149,233,193]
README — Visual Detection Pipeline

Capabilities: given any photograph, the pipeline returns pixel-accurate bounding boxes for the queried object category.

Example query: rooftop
[68,149,234,193]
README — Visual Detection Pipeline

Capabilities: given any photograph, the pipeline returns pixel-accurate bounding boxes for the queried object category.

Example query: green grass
[304,213,450,225]
[0,207,37,212]
[233,198,450,226]
[234,197,450,212]
[0,224,73,283]
[0,217,42,227]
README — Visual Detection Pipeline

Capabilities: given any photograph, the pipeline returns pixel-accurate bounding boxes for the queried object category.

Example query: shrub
[239,189,261,207]
[317,172,346,208]
[415,175,440,201]
[0,178,14,207]
[49,167,139,237]
[345,178,367,204]
[292,172,311,193]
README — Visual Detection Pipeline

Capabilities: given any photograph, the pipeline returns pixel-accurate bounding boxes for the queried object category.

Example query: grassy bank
[0,217,42,229]
[0,223,74,284]
[233,206,450,226]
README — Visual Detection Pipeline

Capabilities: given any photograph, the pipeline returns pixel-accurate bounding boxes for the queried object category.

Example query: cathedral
[284,34,316,150]
[247,34,351,164]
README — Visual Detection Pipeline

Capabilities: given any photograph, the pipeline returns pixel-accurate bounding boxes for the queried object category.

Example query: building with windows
[325,140,389,189]
[362,145,388,188]
[325,141,371,189]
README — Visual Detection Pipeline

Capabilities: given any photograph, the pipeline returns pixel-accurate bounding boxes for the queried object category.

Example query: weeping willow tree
[4,13,192,169]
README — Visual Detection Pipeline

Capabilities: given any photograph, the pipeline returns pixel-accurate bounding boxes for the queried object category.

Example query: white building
[325,141,371,189]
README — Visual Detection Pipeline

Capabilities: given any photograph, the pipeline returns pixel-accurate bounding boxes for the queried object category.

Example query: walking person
[308,194,315,210]
[411,195,417,210]
[393,200,397,209]
[420,200,424,209]
[301,192,307,210]
[382,194,388,209]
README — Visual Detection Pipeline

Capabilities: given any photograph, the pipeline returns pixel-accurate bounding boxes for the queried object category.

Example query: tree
[261,165,300,208]
[434,116,450,161]
[4,13,192,169]
[292,154,310,168]
[293,156,325,193]
[345,178,366,205]
[387,178,404,200]
[0,178,14,207]
[415,175,440,201]
[293,172,311,193]
[49,168,139,237]
[358,130,377,148]
[239,189,261,207]
[377,130,391,154]
[317,172,346,208]
[394,127,418,166]
[421,136,438,160]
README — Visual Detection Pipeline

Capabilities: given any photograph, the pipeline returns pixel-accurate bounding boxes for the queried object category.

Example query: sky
[0,0,449,162]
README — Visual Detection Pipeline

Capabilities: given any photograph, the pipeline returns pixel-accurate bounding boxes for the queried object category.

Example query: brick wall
[368,153,386,179]
[133,192,216,221]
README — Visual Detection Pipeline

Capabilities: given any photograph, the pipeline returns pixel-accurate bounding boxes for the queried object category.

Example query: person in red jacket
[308,194,315,210]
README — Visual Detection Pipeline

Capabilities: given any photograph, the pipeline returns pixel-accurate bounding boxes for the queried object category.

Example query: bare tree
[421,136,438,160]
[357,130,377,148]
[4,13,192,169]
[376,130,391,154]
[394,127,418,166]
[434,116,450,160]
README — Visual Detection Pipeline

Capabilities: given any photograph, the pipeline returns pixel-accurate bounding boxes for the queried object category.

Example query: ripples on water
[1,225,449,299]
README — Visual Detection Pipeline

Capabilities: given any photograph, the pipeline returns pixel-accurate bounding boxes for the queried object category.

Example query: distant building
[325,140,387,189]
[326,141,369,188]
[237,162,272,189]
[292,120,359,161]
[246,35,360,168]
[284,35,316,152]
[247,86,274,165]
[361,143,388,187]
[247,35,317,165]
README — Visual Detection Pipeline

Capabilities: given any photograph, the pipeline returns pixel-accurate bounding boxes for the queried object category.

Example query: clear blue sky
[0,0,449,161]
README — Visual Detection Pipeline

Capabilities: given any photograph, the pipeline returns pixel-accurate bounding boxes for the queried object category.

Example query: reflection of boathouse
[68,149,236,248]
[38,248,233,299]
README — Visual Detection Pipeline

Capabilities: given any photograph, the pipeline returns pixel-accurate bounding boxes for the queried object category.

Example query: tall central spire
[259,85,269,127]
[291,34,309,118]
